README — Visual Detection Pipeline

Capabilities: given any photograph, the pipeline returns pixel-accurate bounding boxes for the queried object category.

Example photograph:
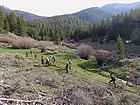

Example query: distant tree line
[0,7,27,36]
[0,7,140,44]
[27,15,92,44]
[91,8,140,44]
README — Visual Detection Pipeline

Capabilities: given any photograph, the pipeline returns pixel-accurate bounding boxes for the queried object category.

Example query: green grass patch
[0,47,139,95]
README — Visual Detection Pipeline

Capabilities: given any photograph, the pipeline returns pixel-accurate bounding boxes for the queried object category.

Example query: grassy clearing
[0,47,109,83]
[0,47,139,95]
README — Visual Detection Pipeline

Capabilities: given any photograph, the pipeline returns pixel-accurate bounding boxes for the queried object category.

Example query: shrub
[12,37,34,49]
[94,50,110,66]
[119,93,140,105]
[105,96,118,105]
[37,41,47,52]
[77,44,93,60]
[62,42,77,49]
[0,36,15,44]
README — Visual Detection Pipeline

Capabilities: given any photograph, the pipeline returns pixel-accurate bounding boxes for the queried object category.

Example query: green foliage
[2,8,140,44]
[7,12,18,33]
[4,18,10,33]
[17,17,27,36]
[55,31,61,45]
[116,35,124,60]
[27,15,92,41]
[90,8,140,44]
[131,28,140,45]
[0,7,5,29]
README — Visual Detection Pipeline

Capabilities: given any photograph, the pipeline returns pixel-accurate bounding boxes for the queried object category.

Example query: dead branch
[0,98,45,105]
[30,83,74,104]
[30,83,53,97]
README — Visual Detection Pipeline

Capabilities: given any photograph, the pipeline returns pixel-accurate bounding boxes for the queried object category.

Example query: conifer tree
[4,18,10,33]
[44,29,49,41]
[17,16,27,36]
[55,31,61,45]
[9,12,17,33]
[116,35,124,60]
[0,7,5,29]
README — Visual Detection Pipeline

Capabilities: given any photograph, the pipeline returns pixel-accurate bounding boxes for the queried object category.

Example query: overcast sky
[0,0,140,17]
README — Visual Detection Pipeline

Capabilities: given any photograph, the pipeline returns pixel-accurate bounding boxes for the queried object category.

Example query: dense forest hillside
[27,8,140,44]
[101,1,140,15]
[73,7,113,23]
[1,2,140,22]
[0,2,140,44]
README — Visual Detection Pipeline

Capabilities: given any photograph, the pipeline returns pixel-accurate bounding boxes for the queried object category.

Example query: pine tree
[9,12,17,33]
[0,7,5,29]
[55,31,61,45]
[17,16,27,36]
[116,35,124,60]
[4,18,10,33]
[44,29,49,41]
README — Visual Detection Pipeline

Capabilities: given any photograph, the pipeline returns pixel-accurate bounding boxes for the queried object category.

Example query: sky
[0,0,140,17]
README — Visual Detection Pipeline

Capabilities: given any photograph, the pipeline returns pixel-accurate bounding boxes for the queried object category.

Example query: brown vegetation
[12,37,34,49]
[0,36,34,49]
[0,36,14,44]
[37,41,48,52]
[94,50,110,66]
[77,44,93,60]
[62,41,77,49]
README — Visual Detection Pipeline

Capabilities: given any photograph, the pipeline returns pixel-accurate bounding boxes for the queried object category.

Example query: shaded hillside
[1,1,140,22]
[0,5,11,14]
[101,2,140,15]
[14,10,45,21]
[0,6,45,21]
[73,7,113,23]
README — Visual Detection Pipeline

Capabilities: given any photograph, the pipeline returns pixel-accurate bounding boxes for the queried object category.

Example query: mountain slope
[73,7,113,23]
[0,6,45,21]
[1,1,140,22]
[14,10,45,21]
[101,2,140,15]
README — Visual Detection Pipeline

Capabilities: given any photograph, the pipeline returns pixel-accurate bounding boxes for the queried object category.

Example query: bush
[105,96,118,105]
[119,93,140,105]
[37,41,47,52]
[77,44,93,60]
[12,37,34,49]
[62,42,77,49]
[0,36,15,44]
[94,50,110,66]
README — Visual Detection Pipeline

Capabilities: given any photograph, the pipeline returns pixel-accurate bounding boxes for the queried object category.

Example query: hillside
[1,1,140,22]
[101,1,140,15]
[0,34,140,104]
[14,10,45,21]
[0,6,45,21]
[73,7,113,23]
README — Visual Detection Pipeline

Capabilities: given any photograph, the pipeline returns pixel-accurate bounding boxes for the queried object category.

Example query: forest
[0,7,140,44]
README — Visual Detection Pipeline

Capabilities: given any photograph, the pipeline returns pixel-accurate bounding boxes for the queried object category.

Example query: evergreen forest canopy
[0,7,140,44]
